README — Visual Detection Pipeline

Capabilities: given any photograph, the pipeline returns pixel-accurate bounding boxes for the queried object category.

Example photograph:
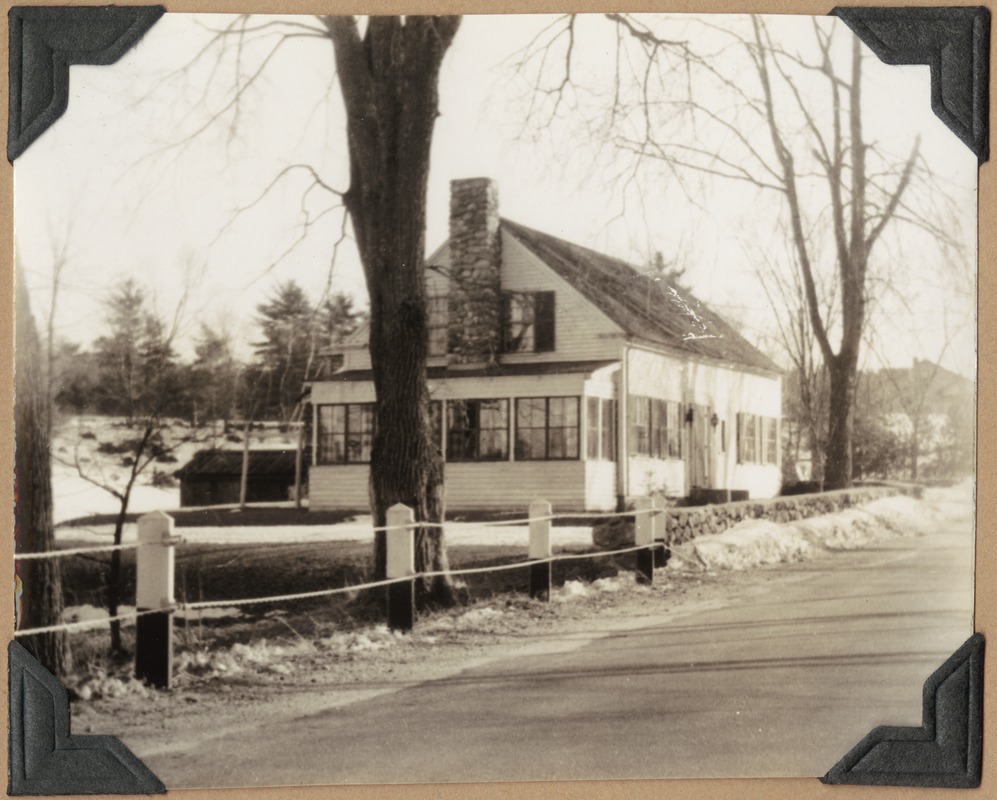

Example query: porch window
[446,399,509,461]
[501,291,555,353]
[317,403,375,464]
[516,396,580,460]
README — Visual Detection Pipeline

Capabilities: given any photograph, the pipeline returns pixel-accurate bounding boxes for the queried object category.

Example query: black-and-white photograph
[11,8,980,792]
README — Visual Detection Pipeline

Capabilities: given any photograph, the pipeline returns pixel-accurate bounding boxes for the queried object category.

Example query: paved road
[146,519,974,788]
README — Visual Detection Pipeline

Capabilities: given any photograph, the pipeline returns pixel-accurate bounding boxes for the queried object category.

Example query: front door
[687,404,714,489]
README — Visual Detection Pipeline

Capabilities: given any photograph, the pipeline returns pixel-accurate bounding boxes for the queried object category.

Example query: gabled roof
[176,449,302,478]
[502,219,779,374]
[868,359,975,408]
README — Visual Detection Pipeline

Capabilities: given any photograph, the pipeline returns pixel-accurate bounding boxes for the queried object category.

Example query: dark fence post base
[529,562,552,601]
[387,580,415,632]
[636,549,654,585]
[134,610,173,689]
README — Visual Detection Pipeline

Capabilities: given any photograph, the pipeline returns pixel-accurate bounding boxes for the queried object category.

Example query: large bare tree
[15,270,71,675]
[523,14,961,489]
[322,17,461,604]
[172,15,462,603]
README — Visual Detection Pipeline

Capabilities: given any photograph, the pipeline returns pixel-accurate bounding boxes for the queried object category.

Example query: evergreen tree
[253,280,316,421]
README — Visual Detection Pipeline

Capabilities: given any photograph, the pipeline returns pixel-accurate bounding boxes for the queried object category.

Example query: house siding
[310,465,369,509]
[496,231,624,363]
[309,368,613,511]
[310,462,589,511]
[625,345,782,499]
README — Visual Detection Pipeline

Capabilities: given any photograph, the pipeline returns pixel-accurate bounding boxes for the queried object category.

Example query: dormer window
[501,291,555,353]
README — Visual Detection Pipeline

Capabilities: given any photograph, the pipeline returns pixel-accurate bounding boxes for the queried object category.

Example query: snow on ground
[56,516,596,548]
[51,459,180,525]
[668,480,974,573]
[50,415,301,525]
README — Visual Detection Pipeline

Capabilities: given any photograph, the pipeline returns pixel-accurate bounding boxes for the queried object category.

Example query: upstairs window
[427,293,448,357]
[501,291,555,353]
[447,399,509,461]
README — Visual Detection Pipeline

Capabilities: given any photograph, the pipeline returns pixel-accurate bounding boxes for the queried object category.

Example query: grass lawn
[57,537,631,675]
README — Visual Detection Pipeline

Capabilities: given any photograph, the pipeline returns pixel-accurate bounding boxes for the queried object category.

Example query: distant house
[857,359,975,479]
[175,449,306,507]
[306,177,782,512]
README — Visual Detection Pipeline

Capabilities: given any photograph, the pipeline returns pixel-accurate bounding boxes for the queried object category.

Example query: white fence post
[135,511,176,688]
[652,492,669,568]
[385,503,415,632]
[634,496,655,584]
[528,499,552,600]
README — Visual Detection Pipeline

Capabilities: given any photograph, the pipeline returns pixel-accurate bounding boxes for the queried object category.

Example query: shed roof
[176,449,301,478]
[328,359,619,384]
[502,219,780,374]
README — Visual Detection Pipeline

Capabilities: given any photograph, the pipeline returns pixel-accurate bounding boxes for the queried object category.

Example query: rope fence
[13,500,673,664]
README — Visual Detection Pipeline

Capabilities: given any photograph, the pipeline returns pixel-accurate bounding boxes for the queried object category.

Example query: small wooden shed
[176,449,307,507]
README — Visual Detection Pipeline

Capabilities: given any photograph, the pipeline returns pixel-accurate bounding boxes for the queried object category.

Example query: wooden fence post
[528,499,552,600]
[634,496,654,585]
[652,492,669,568]
[385,503,415,632]
[135,511,176,689]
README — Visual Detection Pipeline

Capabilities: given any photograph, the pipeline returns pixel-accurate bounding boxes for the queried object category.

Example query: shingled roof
[502,219,779,374]
[176,449,302,478]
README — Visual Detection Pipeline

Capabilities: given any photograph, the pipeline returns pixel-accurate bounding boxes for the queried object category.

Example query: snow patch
[668,488,972,573]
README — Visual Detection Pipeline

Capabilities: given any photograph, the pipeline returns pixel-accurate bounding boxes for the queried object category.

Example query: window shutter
[534,292,555,352]
[736,412,743,464]
[756,416,764,465]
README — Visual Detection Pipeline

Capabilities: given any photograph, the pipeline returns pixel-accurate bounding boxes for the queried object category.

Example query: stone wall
[663,486,921,546]
[593,485,920,548]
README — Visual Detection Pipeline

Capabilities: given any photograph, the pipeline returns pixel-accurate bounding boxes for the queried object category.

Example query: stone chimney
[447,178,502,363]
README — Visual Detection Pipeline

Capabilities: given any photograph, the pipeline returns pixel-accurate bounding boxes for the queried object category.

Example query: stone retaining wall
[663,486,920,546]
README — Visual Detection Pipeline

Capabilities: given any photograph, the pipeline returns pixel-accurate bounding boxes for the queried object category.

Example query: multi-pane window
[629,396,681,459]
[501,291,555,353]
[587,397,617,461]
[586,397,600,459]
[765,417,779,464]
[427,294,448,357]
[664,401,682,457]
[429,400,443,455]
[737,413,779,464]
[316,404,375,464]
[446,399,509,461]
[629,397,651,456]
[601,399,617,461]
[515,397,579,460]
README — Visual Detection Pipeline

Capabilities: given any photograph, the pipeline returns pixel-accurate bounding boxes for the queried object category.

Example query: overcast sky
[13,12,978,376]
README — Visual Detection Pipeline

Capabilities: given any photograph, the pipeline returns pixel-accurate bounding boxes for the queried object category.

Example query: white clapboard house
[307,178,782,511]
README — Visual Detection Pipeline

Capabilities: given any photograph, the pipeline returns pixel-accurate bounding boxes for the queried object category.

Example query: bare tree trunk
[824,357,857,490]
[325,15,460,606]
[15,274,71,676]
